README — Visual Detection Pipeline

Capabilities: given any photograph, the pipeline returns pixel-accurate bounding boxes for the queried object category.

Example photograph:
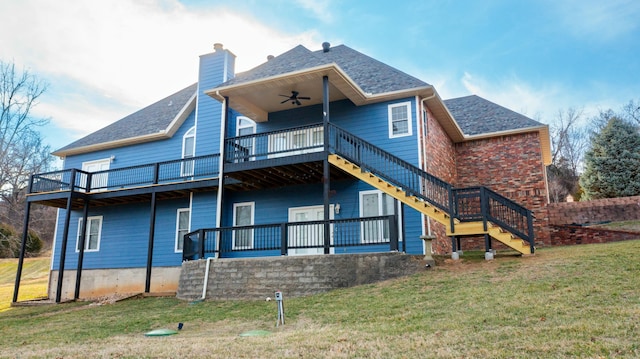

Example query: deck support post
[322,75,331,254]
[74,199,90,299]
[484,234,494,260]
[12,199,32,303]
[56,169,77,303]
[450,236,459,260]
[145,190,158,293]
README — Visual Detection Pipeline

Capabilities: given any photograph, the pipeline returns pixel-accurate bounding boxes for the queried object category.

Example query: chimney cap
[214,43,224,51]
[322,42,330,52]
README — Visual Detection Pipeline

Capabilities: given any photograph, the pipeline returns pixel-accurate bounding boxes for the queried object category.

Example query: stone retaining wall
[177,253,425,301]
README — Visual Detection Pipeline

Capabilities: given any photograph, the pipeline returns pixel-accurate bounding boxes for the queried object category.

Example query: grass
[0,257,49,312]
[594,220,640,232]
[0,241,639,358]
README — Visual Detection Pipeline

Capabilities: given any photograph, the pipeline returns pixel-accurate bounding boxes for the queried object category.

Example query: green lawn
[0,241,639,358]
[0,257,49,312]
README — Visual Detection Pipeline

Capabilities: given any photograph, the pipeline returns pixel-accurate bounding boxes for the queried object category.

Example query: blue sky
[1,0,638,155]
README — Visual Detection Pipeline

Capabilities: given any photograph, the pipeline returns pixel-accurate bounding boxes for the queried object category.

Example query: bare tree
[0,60,54,254]
[547,108,589,202]
[622,99,640,126]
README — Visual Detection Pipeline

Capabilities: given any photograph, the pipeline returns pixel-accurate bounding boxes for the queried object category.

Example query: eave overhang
[205,63,436,122]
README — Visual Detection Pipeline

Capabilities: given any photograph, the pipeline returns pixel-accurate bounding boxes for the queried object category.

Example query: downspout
[420,94,436,244]
[214,91,227,258]
[201,257,213,300]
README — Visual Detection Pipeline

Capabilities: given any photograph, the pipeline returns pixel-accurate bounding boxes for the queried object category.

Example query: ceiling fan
[279,91,311,106]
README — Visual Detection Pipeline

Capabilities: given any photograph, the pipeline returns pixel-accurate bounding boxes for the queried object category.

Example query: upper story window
[236,117,256,161]
[182,127,196,176]
[388,102,412,138]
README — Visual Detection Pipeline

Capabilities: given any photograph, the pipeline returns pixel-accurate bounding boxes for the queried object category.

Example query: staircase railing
[327,123,534,252]
[328,123,454,213]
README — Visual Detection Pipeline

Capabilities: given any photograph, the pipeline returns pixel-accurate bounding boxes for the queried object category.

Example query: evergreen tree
[579,117,640,200]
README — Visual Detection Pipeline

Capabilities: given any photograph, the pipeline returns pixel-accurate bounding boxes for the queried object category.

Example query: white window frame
[232,202,255,250]
[175,208,191,253]
[359,190,403,244]
[236,116,256,161]
[287,204,334,256]
[388,101,413,138]
[81,158,111,192]
[267,125,324,158]
[181,126,196,176]
[76,216,103,252]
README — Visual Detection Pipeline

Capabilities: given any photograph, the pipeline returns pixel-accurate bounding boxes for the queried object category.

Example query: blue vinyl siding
[221,179,423,257]
[194,50,232,156]
[252,98,419,167]
[52,198,189,270]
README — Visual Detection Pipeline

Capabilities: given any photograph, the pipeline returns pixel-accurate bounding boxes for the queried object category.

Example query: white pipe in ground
[201,257,213,300]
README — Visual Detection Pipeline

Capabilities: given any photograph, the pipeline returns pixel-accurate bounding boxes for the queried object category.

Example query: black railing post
[480,187,488,231]
[527,211,535,254]
[280,223,287,256]
[152,163,160,184]
[199,229,206,259]
[448,187,455,233]
[389,215,398,252]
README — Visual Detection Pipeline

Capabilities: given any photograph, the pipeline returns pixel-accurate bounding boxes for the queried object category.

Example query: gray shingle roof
[444,95,543,136]
[55,83,197,154]
[219,44,430,94]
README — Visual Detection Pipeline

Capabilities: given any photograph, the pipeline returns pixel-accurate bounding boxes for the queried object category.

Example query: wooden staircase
[328,154,532,255]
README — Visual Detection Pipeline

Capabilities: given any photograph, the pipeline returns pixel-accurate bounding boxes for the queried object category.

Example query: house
[12,42,551,303]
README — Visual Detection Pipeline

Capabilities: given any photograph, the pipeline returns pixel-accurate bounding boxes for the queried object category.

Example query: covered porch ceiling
[205,63,436,123]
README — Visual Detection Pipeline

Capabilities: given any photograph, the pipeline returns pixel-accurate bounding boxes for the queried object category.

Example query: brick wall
[549,225,639,246]
[547,196,640,225]
[546,196,640,246]
[176,253,425,301]
[423,129,550,254]
[423,107,457,183]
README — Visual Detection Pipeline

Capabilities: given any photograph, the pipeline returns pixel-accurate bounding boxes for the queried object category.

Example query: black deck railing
[29,154,220,194]
[225,123,324,163]
[182,215,398,261]
[327,123,535,252]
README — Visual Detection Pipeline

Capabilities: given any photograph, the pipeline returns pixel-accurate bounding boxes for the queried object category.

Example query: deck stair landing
[328,153,533,255]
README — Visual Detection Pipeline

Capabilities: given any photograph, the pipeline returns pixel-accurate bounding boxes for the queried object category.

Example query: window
[233,202,254,249]
[175,208,190,252]
[268,125,323,158]
[388,102,412,138]
[82,158,110,191]
[359,190,401,243]
[236,117,256,161]
[181,127,196,176]
[76,216,103,252]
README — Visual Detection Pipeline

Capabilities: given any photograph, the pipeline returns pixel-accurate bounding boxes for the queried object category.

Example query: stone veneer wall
[177,253,425,301]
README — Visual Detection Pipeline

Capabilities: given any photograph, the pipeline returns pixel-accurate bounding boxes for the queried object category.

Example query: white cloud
[296,0,334,23]
[0,0,321,137]
[548,0,640,41]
